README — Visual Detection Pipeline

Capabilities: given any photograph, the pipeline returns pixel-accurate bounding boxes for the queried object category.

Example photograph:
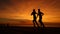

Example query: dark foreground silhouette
[31,9,39,28]
[37,9,45,28]
[0,24,60,34]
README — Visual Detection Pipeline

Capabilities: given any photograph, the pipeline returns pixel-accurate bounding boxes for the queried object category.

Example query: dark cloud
[0,0,14,10]
[0,0,11,4]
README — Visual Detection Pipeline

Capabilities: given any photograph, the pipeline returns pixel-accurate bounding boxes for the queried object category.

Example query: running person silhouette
[31,9,39,27]
[37,9,45,28]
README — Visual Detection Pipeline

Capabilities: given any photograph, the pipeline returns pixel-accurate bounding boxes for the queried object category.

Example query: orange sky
[0,0,60,22]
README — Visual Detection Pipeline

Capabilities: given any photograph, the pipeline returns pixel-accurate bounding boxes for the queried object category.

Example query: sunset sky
[0,0,60,22]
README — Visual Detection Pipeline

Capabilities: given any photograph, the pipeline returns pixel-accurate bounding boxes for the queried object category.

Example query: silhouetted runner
[31,9,39,28]
[37,9,45,28]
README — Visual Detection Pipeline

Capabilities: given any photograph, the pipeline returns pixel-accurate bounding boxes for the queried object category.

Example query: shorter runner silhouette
[31,9,39,27]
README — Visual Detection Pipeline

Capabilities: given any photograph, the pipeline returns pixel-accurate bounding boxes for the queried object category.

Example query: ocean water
[0,18,60,27]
